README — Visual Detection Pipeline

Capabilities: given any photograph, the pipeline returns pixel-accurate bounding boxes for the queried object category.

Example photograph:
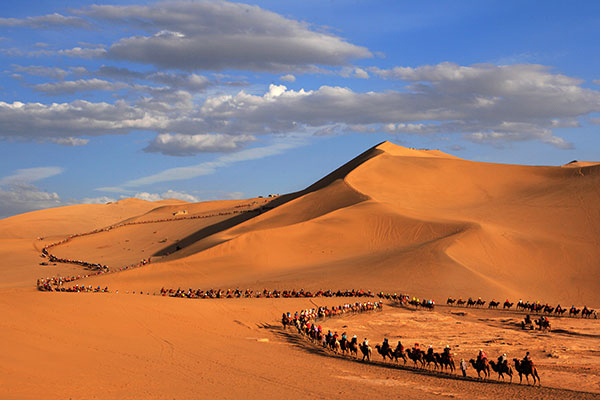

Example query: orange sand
[1,141,599,399]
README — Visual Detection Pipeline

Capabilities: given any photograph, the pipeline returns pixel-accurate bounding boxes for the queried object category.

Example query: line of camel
[284,303,541,386]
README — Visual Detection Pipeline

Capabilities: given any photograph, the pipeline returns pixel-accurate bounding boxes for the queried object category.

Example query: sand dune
[2,141,600,399]
[67,141,600,306]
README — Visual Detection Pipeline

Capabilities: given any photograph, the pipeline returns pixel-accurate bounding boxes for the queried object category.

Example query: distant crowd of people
[378,292,436,310]
[35,200,277,290]
[36,257,150,292]
[161,287,376,299]
[37,282,109,293]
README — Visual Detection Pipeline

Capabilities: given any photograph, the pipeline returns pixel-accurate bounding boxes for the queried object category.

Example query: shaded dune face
[40,141,596,307]
[4,141,600,306]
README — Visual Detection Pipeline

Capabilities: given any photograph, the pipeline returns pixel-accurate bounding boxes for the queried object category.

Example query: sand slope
[2,141,600,399]
[70,142,600,306]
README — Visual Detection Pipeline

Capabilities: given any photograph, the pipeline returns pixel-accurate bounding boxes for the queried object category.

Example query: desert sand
[1,141,599,399]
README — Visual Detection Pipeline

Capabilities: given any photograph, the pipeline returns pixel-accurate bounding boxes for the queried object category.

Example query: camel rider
[427,345,434,357]
[382,338,389,352]
[395,341,404,353]
[362,338,369,348]
[498,353,507,366]
[443,345,451,358]
[523,351,533,367]
[413,343,420,353]
[351,335,358,345]
[477,349,487,363]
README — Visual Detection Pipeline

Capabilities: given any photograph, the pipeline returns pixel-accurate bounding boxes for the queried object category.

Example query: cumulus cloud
[77,1,370,71]
[0,13,89,29]
[1,63,599,150]
[132,189,198,202]
[48,137,89,146]
[147,72,210,92]
[340,66,369,79]
[0,166,66,218]
[79,196,115,204]
[13,65,68,80]
[33,78,129,94]
[0,183,62,218]
[144,133,256,156]
[280,74,296,82]
[57,47,107,58]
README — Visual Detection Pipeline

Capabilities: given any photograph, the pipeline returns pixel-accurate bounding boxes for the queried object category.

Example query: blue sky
[1,0,599,218]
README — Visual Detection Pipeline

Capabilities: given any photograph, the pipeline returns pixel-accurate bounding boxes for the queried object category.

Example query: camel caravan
[161,287,375,299]
[446,296,597,319]
[284,302,542,386]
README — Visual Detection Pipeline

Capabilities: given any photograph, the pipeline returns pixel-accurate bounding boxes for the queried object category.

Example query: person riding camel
[427,345,434,357]
[443,345,451,358]
[362,338,369,347]
[498,353,507,367]
[523,351,534,367]
[395,341,404,353]
[382,338,389,352]
[351,335,358,345]
[414,342,420,352]
[477,349,487,363]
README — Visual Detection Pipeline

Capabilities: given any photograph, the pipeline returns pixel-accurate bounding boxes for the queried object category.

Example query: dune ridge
[49,141,598,307]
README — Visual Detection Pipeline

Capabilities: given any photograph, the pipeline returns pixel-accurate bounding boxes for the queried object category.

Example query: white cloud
[340,66,369,79]
[0,183,62,218]
[33,78,128,94]
[79,1,370,72]
[132,189,198,202]
[13,65,68,80]
[105,137,306,189]
[79,196,116,204]
[1,63,599,150]
[0,13,89,29]
[144,133,256,156]
[49,137,89,146]
[58,47,107,58]
[0,166,64,186]
[280,74,296,82]
[147,72,210,92]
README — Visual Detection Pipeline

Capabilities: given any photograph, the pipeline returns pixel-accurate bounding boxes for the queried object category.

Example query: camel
[569,307,581,317]
[489,360,513,382]
[423,351,439,370]
[489,300,500,309]
[331,339,341,354]
[476,299,486,307]
[534,318,551,331]
[513,359,540,385]
[457,299,466,306]
[435,352,456,373]
[375,344,394,361]
[447,297,456,305]
[360,344,372,362]
[466,298,476,307]
[339,337,349,354]
[469,358,491,379]
[348,341,359,358]
[281,314,290,329]
[406,348,425,368]
[392,346,408,364]
[582,307,596,319]
[503,301,514,309]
